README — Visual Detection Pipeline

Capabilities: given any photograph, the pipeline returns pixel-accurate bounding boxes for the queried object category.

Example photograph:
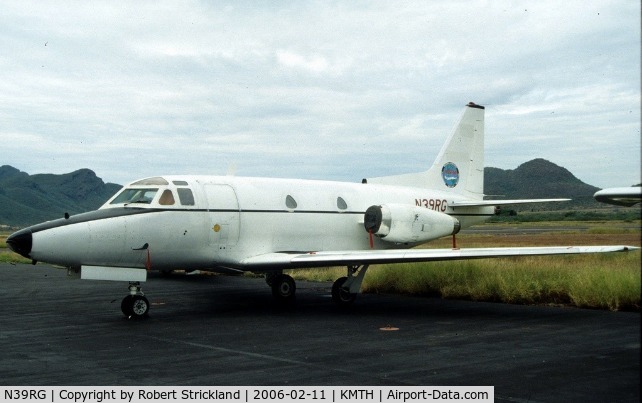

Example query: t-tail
[368,102,485,200]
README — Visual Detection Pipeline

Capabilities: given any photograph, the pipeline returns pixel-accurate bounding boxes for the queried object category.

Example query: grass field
[2,221,640,310]
[290,221,641,311]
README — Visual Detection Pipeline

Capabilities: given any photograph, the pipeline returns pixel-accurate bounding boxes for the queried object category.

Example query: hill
[484,158,601,210]
[0,159,607,227]
[0,165,121,227]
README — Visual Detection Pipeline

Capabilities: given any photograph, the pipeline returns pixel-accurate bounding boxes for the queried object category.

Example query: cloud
[277,51,329,73]
[0,0,639,189]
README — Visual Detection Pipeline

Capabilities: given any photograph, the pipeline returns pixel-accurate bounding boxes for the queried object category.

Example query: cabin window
[285,195,298,209]
[337,197,348,210]
[177,188,195,206]
[158,189,176,206]
[110,188,159,205]
[173,180,189,186]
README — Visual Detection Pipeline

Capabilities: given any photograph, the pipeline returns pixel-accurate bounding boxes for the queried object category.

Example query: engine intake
[364,204,460,244]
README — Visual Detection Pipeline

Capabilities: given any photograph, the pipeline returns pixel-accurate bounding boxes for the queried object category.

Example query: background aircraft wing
[239,245,637,270]
[593,187,642,207]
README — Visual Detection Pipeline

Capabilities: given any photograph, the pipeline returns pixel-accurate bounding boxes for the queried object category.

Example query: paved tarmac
[0,263,639,402]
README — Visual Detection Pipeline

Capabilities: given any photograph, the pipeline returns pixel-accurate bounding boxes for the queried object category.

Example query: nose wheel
[121,282,149,318]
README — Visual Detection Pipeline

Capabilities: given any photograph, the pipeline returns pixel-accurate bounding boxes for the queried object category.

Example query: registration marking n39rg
[415,198,448,212]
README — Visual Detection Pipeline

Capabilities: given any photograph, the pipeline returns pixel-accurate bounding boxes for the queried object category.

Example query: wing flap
[240,245,638,270]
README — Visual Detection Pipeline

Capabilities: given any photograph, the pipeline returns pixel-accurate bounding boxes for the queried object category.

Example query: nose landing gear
[121,282,149,319]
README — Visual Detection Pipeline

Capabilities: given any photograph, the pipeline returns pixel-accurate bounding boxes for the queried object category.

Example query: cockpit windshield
[105,177,196,208]
[110,188,159,205]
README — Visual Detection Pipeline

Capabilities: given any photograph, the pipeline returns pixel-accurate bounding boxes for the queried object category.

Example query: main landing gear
[265,264,370,306]
[265,272,296,303]
[121,282,149,319]
[331,264,369,306]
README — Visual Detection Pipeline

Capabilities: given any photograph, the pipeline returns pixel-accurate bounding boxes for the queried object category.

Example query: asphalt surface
[0,263,639,402]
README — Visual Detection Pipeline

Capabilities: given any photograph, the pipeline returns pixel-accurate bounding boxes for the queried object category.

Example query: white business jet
[6,102,637,318]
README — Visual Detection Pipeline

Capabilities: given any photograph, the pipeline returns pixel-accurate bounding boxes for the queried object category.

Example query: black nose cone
[6,229,32,258]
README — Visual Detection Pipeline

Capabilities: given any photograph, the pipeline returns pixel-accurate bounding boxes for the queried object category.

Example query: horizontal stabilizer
[450,198,570,207]
[240,245,638,270]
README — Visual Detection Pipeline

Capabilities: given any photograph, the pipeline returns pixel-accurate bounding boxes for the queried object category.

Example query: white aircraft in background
[594,186,641,206]
[7,102,638,318]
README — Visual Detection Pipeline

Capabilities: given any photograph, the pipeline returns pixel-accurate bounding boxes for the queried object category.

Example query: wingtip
[606,245,641,252]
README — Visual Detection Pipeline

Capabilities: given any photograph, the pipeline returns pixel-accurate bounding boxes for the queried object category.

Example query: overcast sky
[1,1,640,189]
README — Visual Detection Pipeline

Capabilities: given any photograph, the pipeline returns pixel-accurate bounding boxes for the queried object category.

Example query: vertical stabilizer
[368,102,485,200]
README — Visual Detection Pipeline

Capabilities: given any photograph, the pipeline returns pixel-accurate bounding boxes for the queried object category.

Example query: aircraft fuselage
[14,175,494,272]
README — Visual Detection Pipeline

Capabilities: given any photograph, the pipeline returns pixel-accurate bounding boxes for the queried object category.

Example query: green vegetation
[362,253,640,311]
[286,250,640,312]
[491,208,641,223]
[288,221,641,311]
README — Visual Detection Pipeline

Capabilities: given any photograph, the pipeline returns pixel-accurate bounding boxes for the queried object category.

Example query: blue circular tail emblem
[441,162,459,188]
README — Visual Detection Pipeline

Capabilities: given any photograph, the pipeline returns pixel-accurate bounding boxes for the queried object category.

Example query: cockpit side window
[110,188,159,205]
[158,189,176,205]
[177,188,195,206]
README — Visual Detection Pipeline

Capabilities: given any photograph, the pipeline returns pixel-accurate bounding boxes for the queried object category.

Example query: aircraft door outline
[204,184,240,250]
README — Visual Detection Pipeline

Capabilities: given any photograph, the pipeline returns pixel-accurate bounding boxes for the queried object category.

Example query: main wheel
[271,274,296,303]
[332,277,357,305]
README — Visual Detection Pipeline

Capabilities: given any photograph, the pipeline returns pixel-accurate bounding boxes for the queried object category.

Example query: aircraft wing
[239,245,638,270]
[593,187,642,207]
[450,199,570,207]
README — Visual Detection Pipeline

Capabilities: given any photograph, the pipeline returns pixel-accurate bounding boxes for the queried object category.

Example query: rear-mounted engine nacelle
[364,204,460,244]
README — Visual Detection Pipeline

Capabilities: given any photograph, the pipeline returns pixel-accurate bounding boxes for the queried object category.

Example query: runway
[0,263,639,402]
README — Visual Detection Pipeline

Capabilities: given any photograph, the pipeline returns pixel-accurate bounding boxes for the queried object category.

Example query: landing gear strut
[121,282,149,318]
[332,264,369,306]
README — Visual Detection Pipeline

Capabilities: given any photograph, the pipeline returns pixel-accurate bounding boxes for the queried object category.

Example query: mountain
[0,165,121,227]
[484,158,601,210]
[1,159,603,227]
